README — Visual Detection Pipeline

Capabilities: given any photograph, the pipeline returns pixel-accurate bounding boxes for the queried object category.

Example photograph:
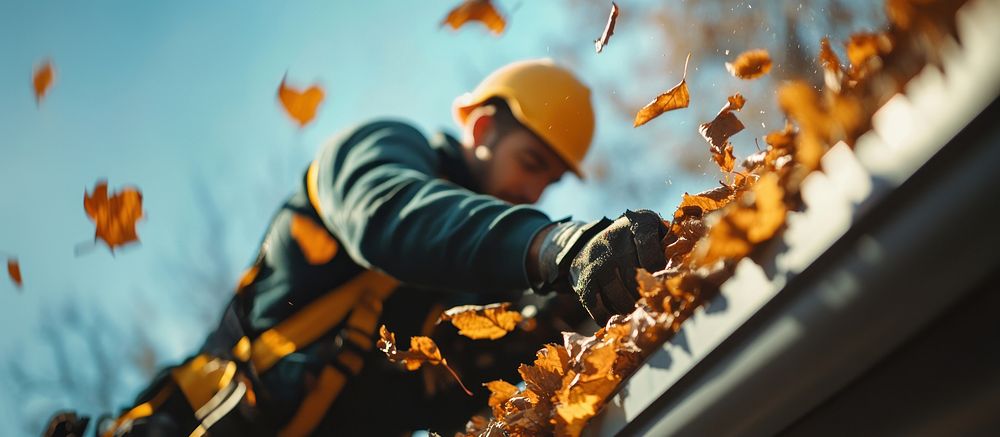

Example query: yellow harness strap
[250,270,398,373]
[101,383,175,437]
[170,355,237,412]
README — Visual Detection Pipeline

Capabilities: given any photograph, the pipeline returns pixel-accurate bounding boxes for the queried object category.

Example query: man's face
[480,127,569,205]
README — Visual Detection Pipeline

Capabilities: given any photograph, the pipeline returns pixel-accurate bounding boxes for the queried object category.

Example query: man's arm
[311,121,553,294]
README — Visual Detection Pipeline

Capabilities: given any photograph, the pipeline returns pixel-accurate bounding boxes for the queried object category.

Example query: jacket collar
[430,131,481,193]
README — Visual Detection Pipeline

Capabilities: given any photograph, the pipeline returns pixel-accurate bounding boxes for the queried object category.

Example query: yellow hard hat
[452,59,595,178]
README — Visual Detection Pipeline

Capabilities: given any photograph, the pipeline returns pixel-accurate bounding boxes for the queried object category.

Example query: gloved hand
[533,210,668,325]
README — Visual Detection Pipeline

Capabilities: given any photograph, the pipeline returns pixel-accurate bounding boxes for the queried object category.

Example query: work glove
[535,210,669,325]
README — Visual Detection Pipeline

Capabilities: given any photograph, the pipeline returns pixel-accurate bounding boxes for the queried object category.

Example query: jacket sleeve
[310,121,553,294]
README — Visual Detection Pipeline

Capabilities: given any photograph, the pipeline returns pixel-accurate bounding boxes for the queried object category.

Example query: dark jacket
[233,120,554,433]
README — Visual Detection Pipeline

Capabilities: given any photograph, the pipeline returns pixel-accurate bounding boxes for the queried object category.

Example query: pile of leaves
[447,0,971,435]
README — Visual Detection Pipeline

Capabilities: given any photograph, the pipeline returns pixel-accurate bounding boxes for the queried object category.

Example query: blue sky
[0,0,883,433]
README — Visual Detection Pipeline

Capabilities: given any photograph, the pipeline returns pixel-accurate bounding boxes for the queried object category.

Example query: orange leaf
[845,32,892,77]
[376,325,472,395]
[594,2,620,54]
[740,172,786,243]
[695,173,787,265]
[289,214,338,265]
[671,186,736,224]
[634,53,691,127]
[725,49,773,80]
[484,379,519,418]
[33,59,54,105]
[442,0,506,35]
[726,93,747,111]
[518,344,570,399]
[277,75,325,127]
[438,302,523,340]
[553,389,603,437]
[7,258,22,289]
[764,121,797,151]
[636,269,664,311]
[554,342,621,437]
[819,37,845,92]
[84,180,144,252]
[699,94,746,172]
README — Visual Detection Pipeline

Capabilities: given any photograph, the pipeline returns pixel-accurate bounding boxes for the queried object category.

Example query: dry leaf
[696,173,787,264]
[736,172,787,243]
[518,344,570,399]
[33,59,54,104]
[277,75,325,127]
[594,2,620,54]
[699,94,746,172]
[819,37,845,92]
[777,81,830,170]
[7,258,22,289]
[726,93,747,111]
[84,180,144,252]
[725,49,773,79]
[671,187,735,226]
[377,325,472,395]
[845,32,892,77]
[554,389,603,437]
[765,121,797,151]
[484,380,519,418]
[289,214,338,265]
[438,302,523,340]
[442,0,506,35]
[634,53,691,127]
[555,342,620,437]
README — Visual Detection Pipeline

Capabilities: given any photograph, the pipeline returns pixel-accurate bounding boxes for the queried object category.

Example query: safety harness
[103,161,400,437]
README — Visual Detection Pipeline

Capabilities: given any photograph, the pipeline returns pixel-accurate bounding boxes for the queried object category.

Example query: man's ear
[464,105,497,148]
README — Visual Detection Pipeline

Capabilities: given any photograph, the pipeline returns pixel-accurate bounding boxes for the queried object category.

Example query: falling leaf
[7,258,22,289]
[845,32,892,77]
[377,325,472,395]
[594,2,620,54]
[725,49,773,80]
[819,37,845,92]
[671,186,736,227]
[84,180,144,252]
[442,0,506,35]
[634,53,691,127]
[438,302,523,340]
[277,75,325,127]
[289,214,338,265]
[33,59,54,105]
[726,93,746,111]
[699,94,746,172]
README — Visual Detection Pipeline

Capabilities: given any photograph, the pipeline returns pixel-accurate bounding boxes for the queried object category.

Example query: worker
[45,59,668,437]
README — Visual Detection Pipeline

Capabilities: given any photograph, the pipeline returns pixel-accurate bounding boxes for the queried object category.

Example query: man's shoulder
[314,118,441,173]
[324,118,430,152]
